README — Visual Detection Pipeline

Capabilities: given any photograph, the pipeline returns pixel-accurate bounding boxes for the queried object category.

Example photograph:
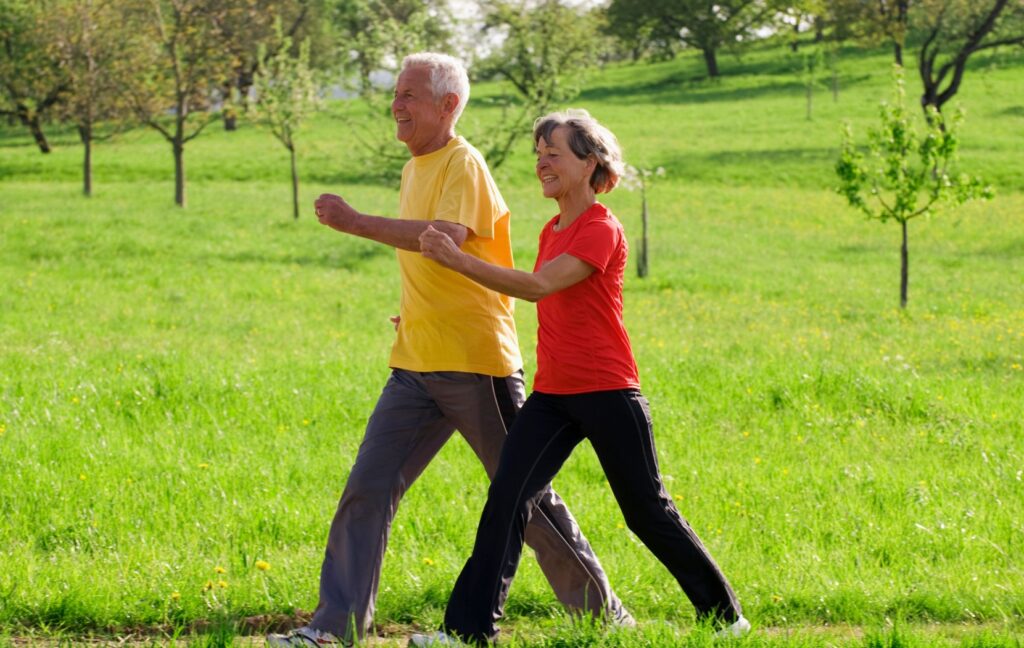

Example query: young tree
[621,165,665,279]
[797,43,825,120]
[606,0,779,77]
[0,0,69,153]
[249,23,321,220]
[126,0,235,207]
[52,0,137,196]
[915,0,1024,119]
[473,0,607,168]
[835,67,992,309]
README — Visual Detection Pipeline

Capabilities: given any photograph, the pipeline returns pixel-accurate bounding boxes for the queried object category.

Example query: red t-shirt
[532,202,640,394]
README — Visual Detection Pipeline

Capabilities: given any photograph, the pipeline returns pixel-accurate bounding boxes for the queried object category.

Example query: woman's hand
[419,225,464,270]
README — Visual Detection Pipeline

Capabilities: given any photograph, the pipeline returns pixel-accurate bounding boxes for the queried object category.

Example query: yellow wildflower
[255,560,271,571]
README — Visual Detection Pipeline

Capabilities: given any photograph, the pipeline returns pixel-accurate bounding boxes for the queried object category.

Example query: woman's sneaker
[266,626,348,647]
[714,616,752,639]
[407,631,464,646]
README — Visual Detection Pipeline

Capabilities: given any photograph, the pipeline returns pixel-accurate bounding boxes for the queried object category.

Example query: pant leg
[442,392,586,645]
[577,390,742,623]
[311,370,456,641]
[427,373,629,623]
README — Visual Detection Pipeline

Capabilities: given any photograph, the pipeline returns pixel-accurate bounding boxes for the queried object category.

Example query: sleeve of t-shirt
[567,217,620,273]
[433,153,504,240]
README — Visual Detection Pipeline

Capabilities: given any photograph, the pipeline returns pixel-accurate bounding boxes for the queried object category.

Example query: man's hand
[419,225,464,270]
[315,194,361,233]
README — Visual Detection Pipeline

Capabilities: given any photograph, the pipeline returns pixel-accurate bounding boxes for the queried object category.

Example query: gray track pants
[309,369,630,641]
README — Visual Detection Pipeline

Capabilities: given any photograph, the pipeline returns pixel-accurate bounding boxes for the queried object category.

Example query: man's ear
[442,92,460,117]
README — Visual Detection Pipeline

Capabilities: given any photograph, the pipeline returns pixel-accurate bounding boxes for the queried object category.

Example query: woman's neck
[555,189,597,230]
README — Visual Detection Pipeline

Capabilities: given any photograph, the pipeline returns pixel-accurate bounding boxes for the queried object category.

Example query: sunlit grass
[1,43,1022,646]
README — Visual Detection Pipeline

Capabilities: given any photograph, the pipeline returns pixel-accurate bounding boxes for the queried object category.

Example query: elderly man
[266,52,630,647]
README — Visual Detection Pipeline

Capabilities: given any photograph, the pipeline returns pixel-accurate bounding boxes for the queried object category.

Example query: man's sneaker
[266,626,348,648]
[407,630,463,647]
[611,606,637,628]
[714,616,752,639]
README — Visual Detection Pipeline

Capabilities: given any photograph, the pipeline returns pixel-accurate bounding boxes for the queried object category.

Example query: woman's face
[535,126,594,202]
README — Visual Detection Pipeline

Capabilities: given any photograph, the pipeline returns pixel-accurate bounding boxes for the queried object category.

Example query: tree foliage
[0,0,69,153]
[472,0,607,168]
[836,67,992,308]
[207,0,323,130]
[324,0,455,179]
[606,0,779,77]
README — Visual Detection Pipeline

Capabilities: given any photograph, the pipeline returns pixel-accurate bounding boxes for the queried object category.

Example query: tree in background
[0,0,69,153]
[914,0,1024,120]
[473,0,607,169]
[827,0,909,65]
[327,0,455,178]
[606,0,779,77]
[621,165,665,279]
[249,21,322,220]
[125,0,235,207]
[836,67,992,309]
[775,0,827,52]
[209,0,321,131]
[52,0,138,196]
[796,42,825,119]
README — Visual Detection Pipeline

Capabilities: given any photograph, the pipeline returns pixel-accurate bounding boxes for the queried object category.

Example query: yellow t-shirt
[389,136,522,377]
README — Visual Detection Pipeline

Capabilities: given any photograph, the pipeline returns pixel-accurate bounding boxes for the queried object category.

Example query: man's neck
[407,130,456,157]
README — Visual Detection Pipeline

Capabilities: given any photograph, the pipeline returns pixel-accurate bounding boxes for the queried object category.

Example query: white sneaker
[266,626,348,648]
[714,616,752,639]
[408,631,463,646]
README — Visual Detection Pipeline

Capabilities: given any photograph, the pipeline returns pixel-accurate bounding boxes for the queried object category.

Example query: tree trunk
[638,188,649,278]
[174,138,186,207]
[78,122,93,197]
[289,143,299,220]
[20,110,51,153]
[702,47,719,77]
[223,110,237,131]
[900,219,909,308]
[894,41,903,66]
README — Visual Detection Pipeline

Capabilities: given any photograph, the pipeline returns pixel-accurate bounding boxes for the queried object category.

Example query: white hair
[401,52,471,125]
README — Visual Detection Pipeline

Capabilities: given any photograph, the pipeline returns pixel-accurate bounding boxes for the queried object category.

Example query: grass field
[1,42,1023,647]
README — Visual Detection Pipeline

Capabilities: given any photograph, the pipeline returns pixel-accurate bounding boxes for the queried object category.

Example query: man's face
[392,66,448,154]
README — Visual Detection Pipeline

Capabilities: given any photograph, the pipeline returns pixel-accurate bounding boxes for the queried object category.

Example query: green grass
[1,42,1023,646]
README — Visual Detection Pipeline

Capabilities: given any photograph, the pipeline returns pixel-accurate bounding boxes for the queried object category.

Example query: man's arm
[315,193,468,250]
[419,226,593,302]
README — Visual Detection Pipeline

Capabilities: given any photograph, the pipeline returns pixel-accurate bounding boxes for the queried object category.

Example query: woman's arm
[419,226,593,302]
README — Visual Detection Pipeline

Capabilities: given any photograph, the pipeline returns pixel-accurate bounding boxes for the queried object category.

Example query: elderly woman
[413,110,750,646]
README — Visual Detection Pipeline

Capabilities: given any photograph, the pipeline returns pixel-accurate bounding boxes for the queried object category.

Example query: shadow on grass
[579,65,873,106]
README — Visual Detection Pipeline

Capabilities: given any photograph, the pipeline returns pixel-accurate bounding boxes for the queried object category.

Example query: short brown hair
[533,109,624,194]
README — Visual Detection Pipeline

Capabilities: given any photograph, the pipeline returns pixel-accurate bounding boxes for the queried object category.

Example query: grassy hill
[1,43,1022,647]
